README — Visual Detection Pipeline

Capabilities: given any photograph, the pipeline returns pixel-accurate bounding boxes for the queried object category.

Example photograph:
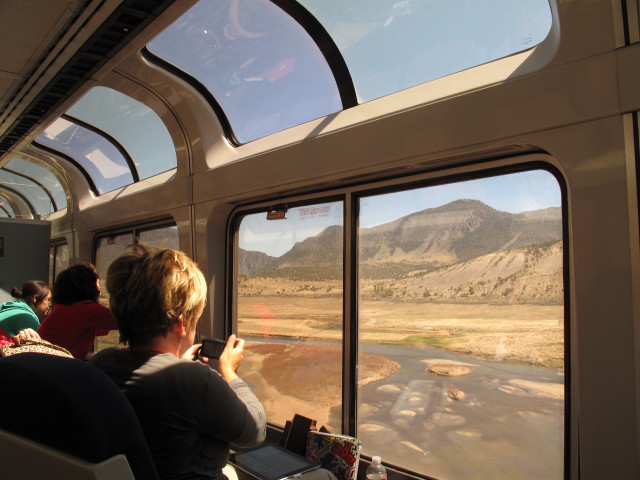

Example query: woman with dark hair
[38,262,117,359]
[0,280,51,340]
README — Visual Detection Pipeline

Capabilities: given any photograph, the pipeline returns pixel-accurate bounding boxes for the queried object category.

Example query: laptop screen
[234,444,319,480]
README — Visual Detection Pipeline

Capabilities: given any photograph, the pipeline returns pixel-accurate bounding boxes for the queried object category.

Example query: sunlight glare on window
[235,202,344,428]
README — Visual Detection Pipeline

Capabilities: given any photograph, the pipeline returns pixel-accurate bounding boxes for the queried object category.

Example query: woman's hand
[13,328,41,342]
[218,334,244,383]
[181,343,202,361]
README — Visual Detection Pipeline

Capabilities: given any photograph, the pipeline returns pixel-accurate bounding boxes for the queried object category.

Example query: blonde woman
[90,245,266,480]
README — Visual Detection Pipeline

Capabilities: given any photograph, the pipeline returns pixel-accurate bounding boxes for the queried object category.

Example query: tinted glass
[138,225,180,250]
[0,169,51,216]
[49,244,69,285]
[94,226,180,351]
[357,170,564,479]
[67,87,176,180]
[36,118,134,194]
[300,0,552,102]
[147,0,341,144]
[94,233,134,351]
[4,157,66,213]
[0,197,16,217]
[236,202,344,428]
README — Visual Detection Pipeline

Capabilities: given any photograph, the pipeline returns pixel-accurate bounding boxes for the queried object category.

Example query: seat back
[0,429,136,480]
[0,353,159,480]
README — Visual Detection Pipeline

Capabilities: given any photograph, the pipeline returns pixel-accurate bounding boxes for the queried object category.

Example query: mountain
[360,199,560,265]
[277,225,343,267]
[237,249,276,275]
[238,200,562,275]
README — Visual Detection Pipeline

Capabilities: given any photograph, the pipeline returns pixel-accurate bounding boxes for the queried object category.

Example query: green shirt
[0,301,40,336]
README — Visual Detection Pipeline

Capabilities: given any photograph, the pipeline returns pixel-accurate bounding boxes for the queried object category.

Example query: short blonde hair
[106,244,207,347]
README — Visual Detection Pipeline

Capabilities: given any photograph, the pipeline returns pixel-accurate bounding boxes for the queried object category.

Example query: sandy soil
[240,342,400,429]
[238,296,564,368]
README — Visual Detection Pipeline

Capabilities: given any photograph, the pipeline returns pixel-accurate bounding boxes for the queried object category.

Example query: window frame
[92,219,179,267]
[49,240,69,285]
[227,158,570,479]
[91,219,180,353]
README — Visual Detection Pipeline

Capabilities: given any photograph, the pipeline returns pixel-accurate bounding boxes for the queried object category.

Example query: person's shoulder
[161,357,223,383]
[76,300,108,309]
[89,346,121,364]
[0,301,29,313]
[74,300,112,316]
[0,302,37,320]
[127,355,213,389]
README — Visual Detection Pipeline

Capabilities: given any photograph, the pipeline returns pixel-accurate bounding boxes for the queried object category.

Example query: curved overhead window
[67,87,176,180]
[0,157,66,217]
[1,157,66,214]
[35,117,134,195]
[146,0,341,144]
[147,0,551,143]
[299,0,552,102]
[0,196,16,218]
[34,87,177,196]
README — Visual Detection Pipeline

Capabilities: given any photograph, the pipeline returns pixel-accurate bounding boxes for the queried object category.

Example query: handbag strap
[1,338,73,358]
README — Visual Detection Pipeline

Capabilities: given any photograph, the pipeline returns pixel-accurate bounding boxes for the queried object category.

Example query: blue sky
[240,169,561,257]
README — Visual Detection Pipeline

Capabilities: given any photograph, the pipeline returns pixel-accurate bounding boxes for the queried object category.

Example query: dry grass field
[238,295,564,368]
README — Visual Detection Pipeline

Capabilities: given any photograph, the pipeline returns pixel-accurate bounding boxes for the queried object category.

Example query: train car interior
[1,1,639,479]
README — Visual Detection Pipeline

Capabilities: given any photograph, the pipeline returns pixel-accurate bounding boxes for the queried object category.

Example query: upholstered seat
[0,352,159,480]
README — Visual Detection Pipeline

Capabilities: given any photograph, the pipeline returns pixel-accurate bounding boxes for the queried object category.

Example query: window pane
[36,118,134,194]
[0,169,52,215]
[0,197,16,217]
[50,244,69,285]
[147,0,341,144]
[94,226,179,352]
[357,171,564,479]
[67,87,177,180]
[49,247,54,284]
[94,233,134,351]
[300,0,552,102]
[4,157,67,212]
[236,202,344,428]
[138,225,179,250]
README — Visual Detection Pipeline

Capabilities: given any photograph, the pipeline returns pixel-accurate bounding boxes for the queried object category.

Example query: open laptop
[234,443,320,480]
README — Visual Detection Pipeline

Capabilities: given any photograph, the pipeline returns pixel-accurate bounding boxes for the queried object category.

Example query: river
[245,337,564,480]
[355,343,564,480]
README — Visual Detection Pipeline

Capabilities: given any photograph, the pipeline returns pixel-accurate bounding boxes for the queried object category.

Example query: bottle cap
[372,456,381,464]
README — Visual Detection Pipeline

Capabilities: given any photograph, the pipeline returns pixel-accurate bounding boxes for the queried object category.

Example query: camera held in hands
[196,338,226,360]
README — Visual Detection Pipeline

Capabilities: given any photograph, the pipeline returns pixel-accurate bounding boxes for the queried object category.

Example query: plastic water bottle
[366,456,387,480]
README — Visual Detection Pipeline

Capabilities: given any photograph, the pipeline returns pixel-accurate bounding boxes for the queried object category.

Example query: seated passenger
[38,263,117,359]
[0,281,51,342]
[89,245,266,480]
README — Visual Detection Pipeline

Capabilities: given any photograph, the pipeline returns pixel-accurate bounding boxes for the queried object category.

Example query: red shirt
[38,300,117,359]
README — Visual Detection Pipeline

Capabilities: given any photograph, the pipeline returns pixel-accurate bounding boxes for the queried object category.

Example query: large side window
[94,224,179,350]
[232,168,565,480]
[356,170,564,479]
[235,202,344,428]
[49,242,69,285]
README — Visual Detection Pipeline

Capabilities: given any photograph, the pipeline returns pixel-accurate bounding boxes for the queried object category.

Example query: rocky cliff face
[238,200,563,304]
